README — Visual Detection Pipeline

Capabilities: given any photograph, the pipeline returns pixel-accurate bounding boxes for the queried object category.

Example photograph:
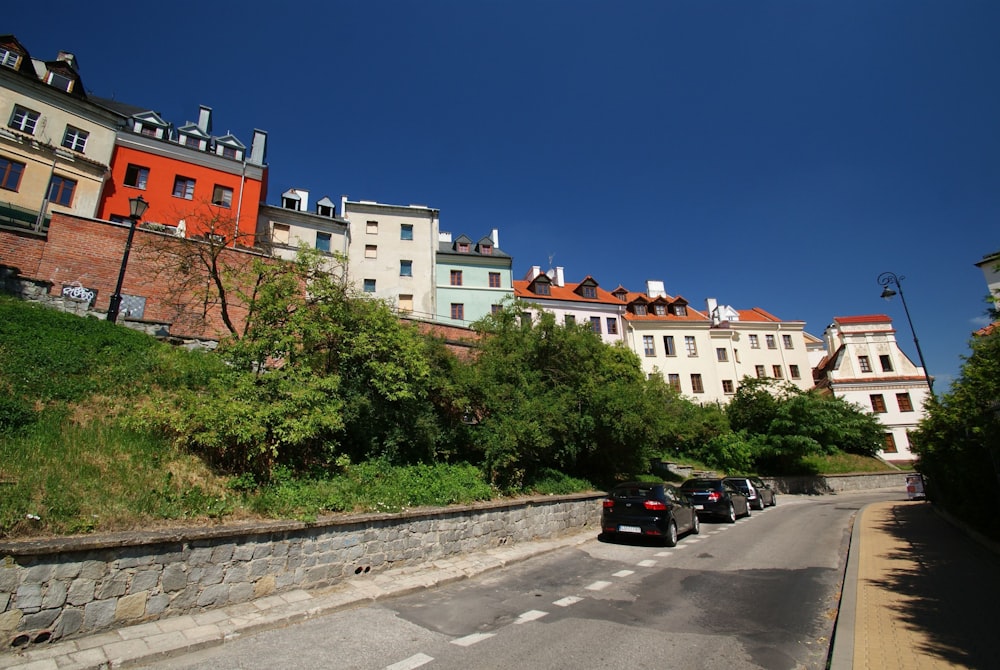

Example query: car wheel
[744,502,751,517]
[691,513,700,535]
[725,504,736,523]
[665,520,679,547]
[771,495,777,507]
[754,498,765,511]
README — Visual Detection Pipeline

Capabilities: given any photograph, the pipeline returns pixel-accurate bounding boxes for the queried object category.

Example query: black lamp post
[877,271,934,397]
[107,195,149,323]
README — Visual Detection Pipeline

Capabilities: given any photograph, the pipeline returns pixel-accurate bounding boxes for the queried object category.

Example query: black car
[724,476,777,510]
[601,481,700,546]
[679,477,750,522]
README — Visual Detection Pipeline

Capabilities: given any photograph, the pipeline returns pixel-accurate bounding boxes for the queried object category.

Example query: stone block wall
[0,494,600,646]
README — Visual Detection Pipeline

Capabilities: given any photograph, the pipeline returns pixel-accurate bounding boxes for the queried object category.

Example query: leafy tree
[912,330,1000,537]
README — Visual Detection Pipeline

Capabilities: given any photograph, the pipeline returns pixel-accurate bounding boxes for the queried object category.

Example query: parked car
[724,476,777,510]
[601,481,700,546]
[679,477,750,522]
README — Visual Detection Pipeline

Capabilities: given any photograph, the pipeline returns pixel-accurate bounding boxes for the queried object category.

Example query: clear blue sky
[11,1,999,391]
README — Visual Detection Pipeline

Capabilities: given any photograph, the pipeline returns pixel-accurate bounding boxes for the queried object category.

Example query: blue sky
[10,1,999,391]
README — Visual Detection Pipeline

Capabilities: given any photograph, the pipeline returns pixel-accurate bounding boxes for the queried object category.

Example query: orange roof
[834,314,893,325]
[735,307,785,323]
[513,277,622,305]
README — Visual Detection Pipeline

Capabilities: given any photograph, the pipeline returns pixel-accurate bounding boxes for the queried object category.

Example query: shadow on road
[868,502,1000,668]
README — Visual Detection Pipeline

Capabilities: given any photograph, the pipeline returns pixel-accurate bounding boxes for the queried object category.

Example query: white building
[257,188,348,271]
[813,314,932,464]
[619,281,814,404]
[341,198,439,317]
[513,266,626,345]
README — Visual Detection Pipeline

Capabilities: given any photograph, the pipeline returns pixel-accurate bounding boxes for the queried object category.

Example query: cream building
[513,266,627,345]
[341,197,439,317]
[0,36,120,227]
[620,281,814,404]
[257,189,348,272]
[813,315,932,464]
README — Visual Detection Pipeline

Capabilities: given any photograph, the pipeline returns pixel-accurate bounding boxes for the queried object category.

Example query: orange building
[95,104,267,245]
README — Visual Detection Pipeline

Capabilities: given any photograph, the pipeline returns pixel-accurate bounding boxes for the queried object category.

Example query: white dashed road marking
[637,559,657,567]
[451,632,496,647]
[514,609,548,624]
[613,569,634,577]
[553,596,582,607]
[386,653,434,670]
[586,580,612,591]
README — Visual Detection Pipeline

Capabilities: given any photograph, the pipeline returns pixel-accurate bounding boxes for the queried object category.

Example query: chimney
[439,232,453,243]
[491,228,500,248]
[56,51,79,71]
[554,266,565,287]
[197,105,213,134]
[250,129,267,165]
[706,298,719,325]
[526,266,542,281]
[646,280,666,298]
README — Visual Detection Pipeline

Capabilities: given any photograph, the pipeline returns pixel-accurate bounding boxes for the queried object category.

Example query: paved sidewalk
[5,498,1000,669]
[831,499,1000,670]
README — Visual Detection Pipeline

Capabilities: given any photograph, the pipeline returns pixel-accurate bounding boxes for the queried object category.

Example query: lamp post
[877,271,934,397]
[107,195,149,323]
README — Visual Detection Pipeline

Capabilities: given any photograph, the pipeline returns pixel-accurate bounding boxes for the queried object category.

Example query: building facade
[95,104,267,244]
[0,36,120,229]
[257,188,348,272]
[513,267,626,345]
[341,198,440,317]
[813,314,932,464]
[435,230,512,326]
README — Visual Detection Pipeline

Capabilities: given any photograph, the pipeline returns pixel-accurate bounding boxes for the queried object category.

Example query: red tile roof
[833,314,893,325]
[513,279,622,305]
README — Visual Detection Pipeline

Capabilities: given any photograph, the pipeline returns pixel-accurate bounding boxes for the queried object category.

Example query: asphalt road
[142,491,898,670]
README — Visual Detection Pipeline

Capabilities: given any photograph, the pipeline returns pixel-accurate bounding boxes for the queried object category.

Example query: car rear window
[612,486,656,499]
[682,479,718,489]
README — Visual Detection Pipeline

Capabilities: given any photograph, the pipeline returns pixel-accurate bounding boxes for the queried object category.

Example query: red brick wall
[0,213,257,339]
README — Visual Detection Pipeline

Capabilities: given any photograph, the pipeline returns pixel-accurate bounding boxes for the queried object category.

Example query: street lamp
[877,271,934,397]
[106,195,149,323]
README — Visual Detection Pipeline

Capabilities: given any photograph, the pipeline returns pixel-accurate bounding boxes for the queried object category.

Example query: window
[772,365,783,378]
[590,317,601,334]
[398,294,413,313]
[535,282,550,295]
[654,304,666,316]
[643,335,655,356]
[271,223,290,245]
[9,105,39,134]
[48,175,76,206]
[363,278,376,293]
[480,244,492,255]
[722,380,735,394]
[859,356,872,373]
[457,242,470,253]
[789,364,801,380]
[606,317,618,335]
[880,355,893,372]
[581,286,597,299]
[766,334,777,349]
[365,245,377,259]
[672,304,688,316]
[749,334,760,349]
[633,304,647,315]
[896,393,914,412]
[184,135,201,149]
[883,433,898,453]
[400,224,413,240]
[0,157,25,191]
[61,126,88,153]
[47,71,73,92]
[520,312,532,328]
[0,48,21,68]
[124,164,149,189]
[367,221,378,235]
[691,374,704,394]
[684,336,697,356]
[315,232,331,252]
[212,185,233,208]
[489,272,501,288]
[491,304,501,314]
[782,334,793,349]
[450,270,463,286]
[716,347,728,362]
[172,176,196,199]
[668,374,681,392]
[870,394,887,413]
[400,260,413,277]
[140,125,158,138]
[755,365,766,379]
[451,303,464,320]
[565,314,576,326]
[663,336,676,356]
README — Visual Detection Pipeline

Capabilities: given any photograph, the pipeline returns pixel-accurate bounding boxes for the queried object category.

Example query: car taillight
[603,499,615,508]
[706,492,720,502]
[643,500,667,511]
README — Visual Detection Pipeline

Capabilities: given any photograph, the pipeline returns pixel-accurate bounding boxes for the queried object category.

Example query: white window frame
[61,126,88,153]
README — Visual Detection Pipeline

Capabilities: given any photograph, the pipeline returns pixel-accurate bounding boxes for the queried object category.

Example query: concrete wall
[766,471,915,495]
[0,494,601,646]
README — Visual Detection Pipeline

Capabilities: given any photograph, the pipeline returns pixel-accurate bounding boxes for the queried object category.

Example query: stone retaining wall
[767,471,913,495]
[0,494,601,647]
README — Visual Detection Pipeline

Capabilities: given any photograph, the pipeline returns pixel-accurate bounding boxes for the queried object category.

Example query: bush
[0,395,35,433]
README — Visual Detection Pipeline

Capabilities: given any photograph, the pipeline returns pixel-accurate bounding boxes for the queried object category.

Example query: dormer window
[535,283,550,295]
[634,304,647,316]
[317,203,334,217]
[479,244,492,255]
[457,242,470,253]
[671,304,688,316]
[282,194,301,211]
[139,125,158,137]
[47,71,73,92]
[654,304,666,316]
[581,286,596,299]
[613,290,628,301]
[0,48,20,69]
